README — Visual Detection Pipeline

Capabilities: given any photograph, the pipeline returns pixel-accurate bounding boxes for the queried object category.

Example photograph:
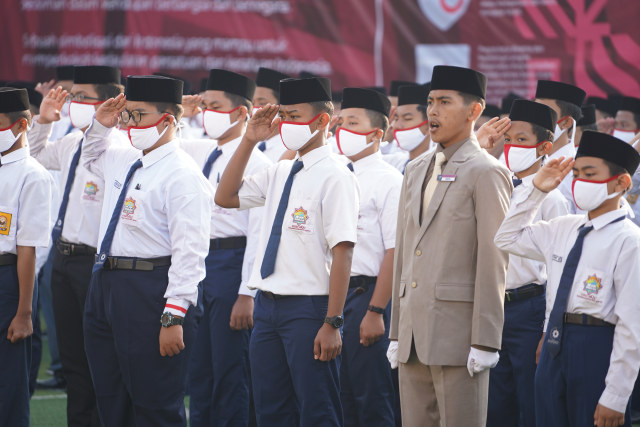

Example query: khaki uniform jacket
[390,137,512,366]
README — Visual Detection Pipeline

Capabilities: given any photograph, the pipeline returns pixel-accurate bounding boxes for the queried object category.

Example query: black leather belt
[564,313,614,327]
[210,236,247,250]
[349,275,377,289]
[56,240,97,256]
[95,255,172,271]
[505,284,545,303]
[260,290,290,300]
[0,253,17,266]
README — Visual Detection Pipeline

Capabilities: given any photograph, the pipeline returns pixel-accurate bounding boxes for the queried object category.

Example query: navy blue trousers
[84,265,202,427]
[250,292,342,427]
[0,264,37,427]
[188,247,251,427]
[488,293,545,427]
[340,282,394,427]
[535,323,631,427]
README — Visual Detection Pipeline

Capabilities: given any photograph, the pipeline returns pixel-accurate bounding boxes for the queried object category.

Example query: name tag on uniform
[114,180,122,189]
[552,254,563,263]
[438,174,456,182]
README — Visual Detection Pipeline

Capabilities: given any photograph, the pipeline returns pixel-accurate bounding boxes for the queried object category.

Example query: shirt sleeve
[238,205,263,297]
[237,163,276,210]
[163,172,214,316]
[321,169,359,249]
[17,168,52,248]
[599,234,640,413]
[81,119,114,180]
[27,119,64,170]
[378,176,402,250]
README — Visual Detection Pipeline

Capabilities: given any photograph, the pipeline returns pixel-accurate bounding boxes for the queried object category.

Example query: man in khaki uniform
[390,65,512,426]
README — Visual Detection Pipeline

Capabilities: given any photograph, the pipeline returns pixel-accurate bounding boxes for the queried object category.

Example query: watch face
[161,312,171,326]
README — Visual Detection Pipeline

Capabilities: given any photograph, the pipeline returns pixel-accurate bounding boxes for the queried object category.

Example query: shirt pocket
[0,205,16,238]
[120,188,146,227]
[435,283,475,302]
[80,179,103,205]
[571,267,611,311]
[284,198,319,236]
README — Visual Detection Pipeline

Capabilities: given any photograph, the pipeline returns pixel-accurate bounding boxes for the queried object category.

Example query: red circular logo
[440,0,464,13]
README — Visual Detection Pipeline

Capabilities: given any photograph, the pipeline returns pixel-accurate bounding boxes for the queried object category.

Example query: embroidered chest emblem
[583,274,602,296]
[84,181,98,196]
[123,197,136,215]
[0,212,11,235]
[292,207,308,225]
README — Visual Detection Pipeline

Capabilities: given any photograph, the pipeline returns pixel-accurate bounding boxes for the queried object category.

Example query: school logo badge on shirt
[0,212,11,235]
[289,206,314,233]
[121,197,137,222]
[83,181,99,201]
[577,274,603,303]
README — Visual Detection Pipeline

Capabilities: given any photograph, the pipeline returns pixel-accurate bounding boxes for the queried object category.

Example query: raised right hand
[38,86,68,124]
[245,103,280,143]
[533,156,575,193]
[476,116,511,150]
[95,94,126,129]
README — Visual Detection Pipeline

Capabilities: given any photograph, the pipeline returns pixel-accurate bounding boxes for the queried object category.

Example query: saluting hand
[245,104,280,144]
[35,79,57,96]
[476,116,511,150]
[314,323,342,362]
[95,93,126,129]
[182,94,203,118]
[159,324,185,357]
[533,156,575,193]
[38,86,68,125]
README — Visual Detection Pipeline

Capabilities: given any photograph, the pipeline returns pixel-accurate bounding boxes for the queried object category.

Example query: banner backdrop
[1,0,639,106]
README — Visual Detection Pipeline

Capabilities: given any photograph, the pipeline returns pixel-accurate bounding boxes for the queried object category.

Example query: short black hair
[151,102,184,121]
[4,110,32,126]
[309,100,334,118]
[94,83,124,100]
[416,104,427,120]
[224,92,253,120]
[603,159,631,191]
[555,99,582,122]
[364,109,389,134]
[531,123,554,144]
[458,91,486,109]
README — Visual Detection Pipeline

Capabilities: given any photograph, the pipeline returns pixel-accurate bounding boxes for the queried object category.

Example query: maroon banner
[1,0,639,105]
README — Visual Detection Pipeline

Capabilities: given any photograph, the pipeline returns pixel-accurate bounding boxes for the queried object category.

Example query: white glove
[467,347,499,377]
[387,341,399,369]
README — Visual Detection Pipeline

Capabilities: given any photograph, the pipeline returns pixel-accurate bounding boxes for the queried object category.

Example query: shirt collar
[0,146,29,165]
[300,144,331,170]
[352,150,382,174]
[141,140,178,168]
[437,137,469,161]
[585,207,628,231]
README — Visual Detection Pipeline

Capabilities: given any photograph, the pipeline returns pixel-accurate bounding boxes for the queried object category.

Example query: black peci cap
[509,99,558,133]
[255,67,290,94]
[389,80,417,97]
[577,104,596,126]
[73,66,121,85]
[56,65,75,81]
[341,87,391,117]
[397,83,430,107]
[206,69,256,101]
[576,130,640,175]
[364,86,387,96]
[501,92,522,115]
[125,76,183,104]
[0,88,30,113]
[535,80,586,108]
[586,96,615,116]
[299,71,318,79]
[430,66,487,99]
[279,77,331,105]
[153,72,192,95]
[6,81,43,107]
[483,104,501,118]
[619,96,640,116]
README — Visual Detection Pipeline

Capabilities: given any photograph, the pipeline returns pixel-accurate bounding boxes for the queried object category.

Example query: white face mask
[504,142,546,173]
[203,108,239,139]
[394,119,428,152]
[69,101,98,129]
[61,100,71,118]
[613,129,637,143]
[279,113,321,151]
[553,116,576,144]
[0,121,23,152]
[572,175,621,211]
[128,114,171,150]
[336,127,377,157]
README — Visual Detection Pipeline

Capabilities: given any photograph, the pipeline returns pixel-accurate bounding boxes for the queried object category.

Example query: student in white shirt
[253,67,290,163]
[216,77,359,426]
[383,83,433,173]
[82,75,213,427]
[487,100,569,427]
[495,131,640,427]
[27,65,128,426]
[180,68,271,427]
[335,87,401,426]
[534,80,586,212]
[0,87,53,427]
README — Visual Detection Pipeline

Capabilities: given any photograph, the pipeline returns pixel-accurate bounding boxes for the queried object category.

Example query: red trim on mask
[571,174,622,209]
[279,113,323,150]
[393,118,429,145]
[335,127,378,155]
[503,141,547,171]
[127,114,170,145]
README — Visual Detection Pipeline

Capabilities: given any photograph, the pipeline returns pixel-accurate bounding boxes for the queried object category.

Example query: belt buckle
[108,257,117,270]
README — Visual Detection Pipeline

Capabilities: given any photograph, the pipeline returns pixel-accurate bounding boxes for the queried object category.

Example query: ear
[14,118,29,133]
[369,129,384,143]
[234,105,249,122]
[316,112,331,129]
[470,103,483,122]
[558,115,573,130]
[161,114,176,127]
[617,173,632,193]
[538,141,553,156]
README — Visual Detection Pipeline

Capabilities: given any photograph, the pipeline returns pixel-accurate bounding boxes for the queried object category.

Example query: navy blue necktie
[512,178,523,188]
[93,159,144,272]
[258,141,267,152]
[260,160,304,279]
[51,142,83,242]
[347,163,354,172]
[202,148,222,179]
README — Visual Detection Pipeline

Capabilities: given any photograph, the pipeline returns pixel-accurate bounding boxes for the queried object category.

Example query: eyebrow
[280,109,298,114]
[428,96,453,101]
[572,165,597,171]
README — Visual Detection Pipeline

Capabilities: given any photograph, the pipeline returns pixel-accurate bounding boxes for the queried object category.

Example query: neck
[409,137,431,160]
[439,124,473,148]
[587,197,621,220]
[1,135,26,157]
[298,136,325,157]
[217,123,244,146]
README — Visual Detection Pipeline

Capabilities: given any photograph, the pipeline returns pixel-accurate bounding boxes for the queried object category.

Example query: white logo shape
[418,0,471,31]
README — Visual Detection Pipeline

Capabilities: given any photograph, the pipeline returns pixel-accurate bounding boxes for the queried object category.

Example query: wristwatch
[160,312,184,328]
[367,305,385,314]
[324,315,344,328]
